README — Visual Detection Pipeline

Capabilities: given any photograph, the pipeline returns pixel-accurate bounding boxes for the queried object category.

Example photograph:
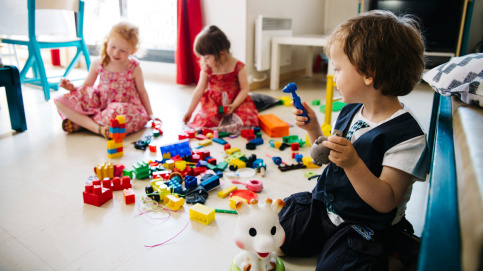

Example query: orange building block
[258,114,289,137]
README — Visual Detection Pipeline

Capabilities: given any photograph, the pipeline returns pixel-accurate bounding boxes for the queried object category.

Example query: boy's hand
[323,135,360,169]
[59,78,75,91]
[293,101,319,132]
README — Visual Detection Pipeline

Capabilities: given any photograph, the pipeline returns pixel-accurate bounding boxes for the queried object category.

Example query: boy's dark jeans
[279,192,414,271]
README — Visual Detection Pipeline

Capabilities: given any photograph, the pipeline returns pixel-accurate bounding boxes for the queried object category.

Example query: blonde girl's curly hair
[100,22,140,67]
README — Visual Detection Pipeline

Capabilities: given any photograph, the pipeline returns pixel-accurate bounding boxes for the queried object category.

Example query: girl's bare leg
[54,100,101,134]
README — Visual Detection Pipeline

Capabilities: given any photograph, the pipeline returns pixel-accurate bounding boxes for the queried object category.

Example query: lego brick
[217,185,238,198]
[226,147,240,155]
[101,176,132,191]
[165,195,185,211]
[123,188,135,204]
[83,184,113,207]
[198,139,212,146]
[189,203,215,225]
[200,175,220,191]
[184,175,198,189]
[258,114,289,137]
[212,138,228,145]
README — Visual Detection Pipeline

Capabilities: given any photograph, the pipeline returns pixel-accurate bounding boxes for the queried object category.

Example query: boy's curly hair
[324,10,425,96]
[100,22,140,67]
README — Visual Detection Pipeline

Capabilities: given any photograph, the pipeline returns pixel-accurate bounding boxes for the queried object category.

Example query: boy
[278,10,428,270]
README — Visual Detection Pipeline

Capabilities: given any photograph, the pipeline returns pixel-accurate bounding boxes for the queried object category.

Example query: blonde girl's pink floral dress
[188,61,259,133]
[54,58,148,134]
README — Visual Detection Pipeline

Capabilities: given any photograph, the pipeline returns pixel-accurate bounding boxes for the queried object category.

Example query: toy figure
[310,129,343,165]
[231,198,286,271]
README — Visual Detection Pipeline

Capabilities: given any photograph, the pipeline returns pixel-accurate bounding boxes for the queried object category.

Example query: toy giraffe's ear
[235,200,250,214]
[271,199,286,214]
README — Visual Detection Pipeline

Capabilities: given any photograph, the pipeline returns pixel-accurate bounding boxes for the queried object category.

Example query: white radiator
[254,16,292,72]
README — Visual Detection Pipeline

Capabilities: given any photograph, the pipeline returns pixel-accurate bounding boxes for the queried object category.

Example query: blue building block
[213,138,228,145]
[249,137,264,145]
[295,154,304,163]
[168,179,183,194]
[200,175,220,191]
[184,175,198,189]
[159,139,191,158]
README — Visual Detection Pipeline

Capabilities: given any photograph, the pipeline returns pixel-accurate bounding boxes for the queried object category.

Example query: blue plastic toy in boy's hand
[282,82,309,123]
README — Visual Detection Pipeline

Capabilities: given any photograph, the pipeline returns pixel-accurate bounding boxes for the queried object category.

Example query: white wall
[201,0,248,63]
[201,0,331,82]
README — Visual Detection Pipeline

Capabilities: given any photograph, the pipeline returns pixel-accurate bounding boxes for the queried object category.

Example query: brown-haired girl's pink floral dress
[188,61,259,133]
[54,58,148,134]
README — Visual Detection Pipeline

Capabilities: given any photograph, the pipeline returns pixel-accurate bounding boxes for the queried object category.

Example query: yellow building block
[107,152,123,159]
[189,203,215,225]
[198,139,212,146]
[229,196,247,210]
[150,180,171,198]
[164,195,185,211]
[217,185,238,198]
[226,147,241,155]
[274,141,282,148]
[175,160,187,171]
[162,152,171,159]
[229,158,246,169]
[277,96,292,106]
[163,159,175,170]
[305,134,311,146]
[96,162,114,179]
[107,140,123,149]
[116,115,125,124]
[302,157,320,168]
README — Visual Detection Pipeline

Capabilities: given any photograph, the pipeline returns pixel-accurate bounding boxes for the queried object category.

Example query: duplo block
[189,203,215,225]
[258,114,289,137]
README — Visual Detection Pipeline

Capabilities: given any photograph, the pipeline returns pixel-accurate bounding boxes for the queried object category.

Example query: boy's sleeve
[382,135,428,181]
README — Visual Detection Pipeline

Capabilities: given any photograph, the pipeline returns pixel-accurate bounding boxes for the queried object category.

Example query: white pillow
[422,53,483,108]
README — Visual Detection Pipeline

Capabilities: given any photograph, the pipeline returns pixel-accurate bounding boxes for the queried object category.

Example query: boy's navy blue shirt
[313,103,425,230]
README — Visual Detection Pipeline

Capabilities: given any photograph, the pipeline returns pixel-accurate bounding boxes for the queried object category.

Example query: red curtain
[176,0,202,85]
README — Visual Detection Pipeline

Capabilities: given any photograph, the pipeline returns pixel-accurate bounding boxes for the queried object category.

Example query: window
[84,0,176,63]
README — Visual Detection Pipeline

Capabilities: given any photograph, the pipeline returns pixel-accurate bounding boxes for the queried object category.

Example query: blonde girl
[54,22,159,138]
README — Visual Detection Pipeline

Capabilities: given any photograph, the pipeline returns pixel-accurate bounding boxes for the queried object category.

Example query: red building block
[292,152,299,158]
[179,133,190,140]
[187,130,196,138]
[123,188,135,204]
[202,128,214,135]
[195,134,208,140]
[207,157,217,165]
[192,166,207,176]
[291,143,300,151]
[224,143,231,150]
[101,176,132,191]
[83,184,113,207]
[241,129,255,140]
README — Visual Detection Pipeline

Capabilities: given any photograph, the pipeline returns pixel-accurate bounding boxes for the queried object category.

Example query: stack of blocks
[107,115,126,159]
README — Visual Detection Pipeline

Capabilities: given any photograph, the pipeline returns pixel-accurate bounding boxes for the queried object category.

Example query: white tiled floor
[0,62,434,270]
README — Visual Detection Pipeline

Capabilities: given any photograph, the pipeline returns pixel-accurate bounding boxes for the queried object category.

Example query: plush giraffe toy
[231,198,286,271]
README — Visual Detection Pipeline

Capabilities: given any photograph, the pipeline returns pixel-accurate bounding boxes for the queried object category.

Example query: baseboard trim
[250,69,305,90]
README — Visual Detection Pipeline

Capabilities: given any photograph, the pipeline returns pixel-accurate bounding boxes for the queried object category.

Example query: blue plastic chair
[0,65,27,132]
[0,0,90,101]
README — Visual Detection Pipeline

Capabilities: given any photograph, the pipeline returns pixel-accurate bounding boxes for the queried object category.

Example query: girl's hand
[323,135,360,169]
[183,112,192,123]
[225,104,236,115]
[60,78,75,91]
[293,101,320,132]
